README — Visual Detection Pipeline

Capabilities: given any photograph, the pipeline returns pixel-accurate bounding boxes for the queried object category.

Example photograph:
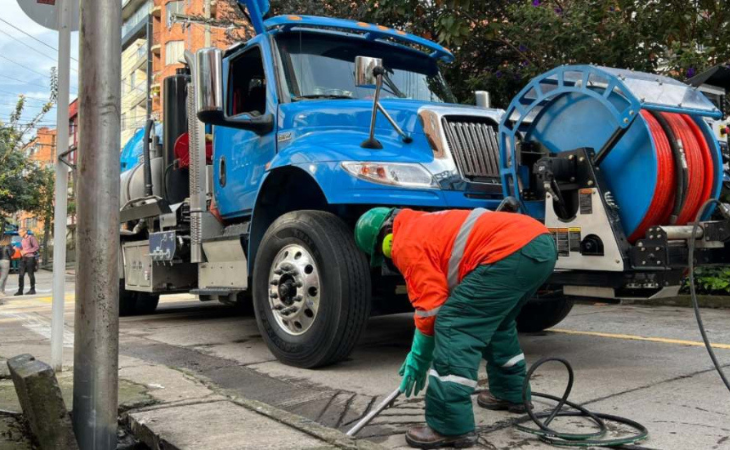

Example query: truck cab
[198,15,511,367]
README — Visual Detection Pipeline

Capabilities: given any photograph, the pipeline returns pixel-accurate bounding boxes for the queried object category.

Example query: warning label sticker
[549,227,581,257]
[579,189,593,215]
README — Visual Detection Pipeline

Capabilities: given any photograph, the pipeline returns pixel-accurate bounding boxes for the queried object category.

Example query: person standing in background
[0,237,12,296]
[15,228,39,296]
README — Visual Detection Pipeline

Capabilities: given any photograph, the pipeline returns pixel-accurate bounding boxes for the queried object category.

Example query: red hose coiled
[630,111,676,242]
[628,112,714,242]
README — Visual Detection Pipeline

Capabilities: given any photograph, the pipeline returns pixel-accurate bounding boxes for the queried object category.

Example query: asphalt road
[1,271,730,449]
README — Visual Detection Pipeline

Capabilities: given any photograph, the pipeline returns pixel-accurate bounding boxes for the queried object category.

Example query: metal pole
[204,0,211,47]
[346,388,401,437]
[73,0,122,447]
[146,15,153,118]
[50,0,73,373]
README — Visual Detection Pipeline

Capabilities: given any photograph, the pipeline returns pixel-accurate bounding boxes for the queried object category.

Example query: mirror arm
[377,103,412,143]
[360,66,412,149]
[361,68,385,149]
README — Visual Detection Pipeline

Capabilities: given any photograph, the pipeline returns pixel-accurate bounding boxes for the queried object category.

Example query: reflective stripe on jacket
[391,208,549,336]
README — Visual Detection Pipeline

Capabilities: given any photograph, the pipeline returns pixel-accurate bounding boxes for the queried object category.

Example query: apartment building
[120,0,251,149]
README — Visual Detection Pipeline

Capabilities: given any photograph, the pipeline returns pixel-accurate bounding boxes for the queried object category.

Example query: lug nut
[270,293,278,299]
[270,279,279,286]
[274,269,283,275]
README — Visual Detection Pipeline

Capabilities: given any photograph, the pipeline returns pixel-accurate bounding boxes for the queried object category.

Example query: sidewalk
[0,354,384,450]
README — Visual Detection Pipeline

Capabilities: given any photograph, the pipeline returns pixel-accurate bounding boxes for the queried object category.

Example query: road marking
[3,287,52,294]
[0,311,74,347]
[551,328,730,350]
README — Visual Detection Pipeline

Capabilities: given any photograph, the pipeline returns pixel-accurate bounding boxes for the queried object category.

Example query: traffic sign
[17,0,79,31]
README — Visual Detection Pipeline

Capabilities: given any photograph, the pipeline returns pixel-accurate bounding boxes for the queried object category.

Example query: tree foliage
[267,0,730,106]
[0,92,55,234]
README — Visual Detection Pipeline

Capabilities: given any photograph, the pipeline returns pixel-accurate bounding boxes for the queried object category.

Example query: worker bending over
[355,207,557,448]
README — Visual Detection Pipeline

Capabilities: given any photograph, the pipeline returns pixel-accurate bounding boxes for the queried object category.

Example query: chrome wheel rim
[267,244,321,336]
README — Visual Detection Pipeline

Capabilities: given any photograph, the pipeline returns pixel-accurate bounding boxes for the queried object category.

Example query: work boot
[405,425,476,449]
[26,289,36,296]
[477,390,532,413]
[14,291,23,296]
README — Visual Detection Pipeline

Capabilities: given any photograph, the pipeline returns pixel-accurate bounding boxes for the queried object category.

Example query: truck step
[190,288,244,297]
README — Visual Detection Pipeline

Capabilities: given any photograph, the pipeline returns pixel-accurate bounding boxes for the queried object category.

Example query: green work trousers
[425,234,557,436]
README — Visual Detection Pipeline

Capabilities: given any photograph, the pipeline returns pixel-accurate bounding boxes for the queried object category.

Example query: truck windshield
[276,32,456,103]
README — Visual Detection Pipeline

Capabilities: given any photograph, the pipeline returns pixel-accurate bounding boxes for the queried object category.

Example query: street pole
[204,0,211,47]
[50,0,72,373]
[72,0,122,447]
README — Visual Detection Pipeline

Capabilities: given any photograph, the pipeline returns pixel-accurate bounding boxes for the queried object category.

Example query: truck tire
[119,281,160,316]
[253,210,371,368]
[516,297,574,333]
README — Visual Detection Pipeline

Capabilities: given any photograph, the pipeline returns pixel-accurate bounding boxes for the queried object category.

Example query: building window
[166,1,184,28]
[165,40,184,66]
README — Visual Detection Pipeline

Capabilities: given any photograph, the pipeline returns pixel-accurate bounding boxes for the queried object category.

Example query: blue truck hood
[277,98,500,164]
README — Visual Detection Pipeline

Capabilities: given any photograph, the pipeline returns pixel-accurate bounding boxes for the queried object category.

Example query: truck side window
[229,47,267,117]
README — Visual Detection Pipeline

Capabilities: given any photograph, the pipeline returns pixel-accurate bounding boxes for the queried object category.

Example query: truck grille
[442,117,501,182]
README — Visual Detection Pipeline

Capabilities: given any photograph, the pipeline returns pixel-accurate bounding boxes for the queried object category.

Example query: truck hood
[277,98,504,165]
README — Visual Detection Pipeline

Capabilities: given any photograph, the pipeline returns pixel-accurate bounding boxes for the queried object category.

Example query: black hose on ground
[516,357,649,447]
[688,199,730,393]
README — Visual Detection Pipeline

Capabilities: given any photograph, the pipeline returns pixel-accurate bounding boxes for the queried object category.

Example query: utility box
[122,241,196,292]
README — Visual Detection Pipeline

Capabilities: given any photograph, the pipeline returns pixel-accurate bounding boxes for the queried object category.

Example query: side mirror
[195,48,273,135]
[355,56,410,149]
[355,56,383,88]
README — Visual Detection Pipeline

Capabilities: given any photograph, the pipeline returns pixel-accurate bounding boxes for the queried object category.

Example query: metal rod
[146,15,153,118]
[73,0,122,447]
[57,148,76,170]
[656,225,704,240]
[376,103,411,142]
[50,0,72,374]
[143,118,154,196]
[593,126,628,167]
[346,388,401,437]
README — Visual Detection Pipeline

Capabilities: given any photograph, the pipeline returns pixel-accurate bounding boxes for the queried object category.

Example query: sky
[0,0,80,133]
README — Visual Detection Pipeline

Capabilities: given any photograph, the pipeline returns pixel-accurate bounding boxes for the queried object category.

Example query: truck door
[214,44,277,218]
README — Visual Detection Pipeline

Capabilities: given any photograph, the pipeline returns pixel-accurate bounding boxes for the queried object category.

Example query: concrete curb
[6,354,78,450]
[622,294,730,309]
[166,368,387,450]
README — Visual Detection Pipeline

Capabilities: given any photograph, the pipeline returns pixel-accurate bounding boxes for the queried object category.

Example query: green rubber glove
[399,329,435,397]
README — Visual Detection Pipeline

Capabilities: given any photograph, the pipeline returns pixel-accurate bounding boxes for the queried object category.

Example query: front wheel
[516,296,574,333]
[253,210,371,368]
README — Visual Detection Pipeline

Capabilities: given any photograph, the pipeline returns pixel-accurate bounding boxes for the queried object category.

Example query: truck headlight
[341,162,435,188]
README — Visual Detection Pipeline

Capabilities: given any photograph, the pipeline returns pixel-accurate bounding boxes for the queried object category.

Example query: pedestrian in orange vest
[355,207,557,448]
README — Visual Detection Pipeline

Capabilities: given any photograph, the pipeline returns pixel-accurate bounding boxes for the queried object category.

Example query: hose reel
[499,65,724,244]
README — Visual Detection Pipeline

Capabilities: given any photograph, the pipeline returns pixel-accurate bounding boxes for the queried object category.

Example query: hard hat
[355,207,394,267]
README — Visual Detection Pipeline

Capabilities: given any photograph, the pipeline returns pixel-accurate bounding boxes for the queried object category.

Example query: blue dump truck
[118,0,730,368]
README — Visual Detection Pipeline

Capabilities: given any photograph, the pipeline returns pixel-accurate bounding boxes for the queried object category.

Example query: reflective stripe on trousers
[428,369,478,389]
[502,353,524,368]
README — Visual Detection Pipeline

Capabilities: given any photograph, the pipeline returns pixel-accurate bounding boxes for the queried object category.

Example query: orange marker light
[287,15,302,21]
[356,22,370,28]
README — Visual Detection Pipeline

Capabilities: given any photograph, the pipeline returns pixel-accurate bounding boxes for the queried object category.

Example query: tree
[0,86,55,235]
[298,0,730,106]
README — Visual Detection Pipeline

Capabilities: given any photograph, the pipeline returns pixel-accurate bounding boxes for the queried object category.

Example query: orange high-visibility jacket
[391,208,549,336]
